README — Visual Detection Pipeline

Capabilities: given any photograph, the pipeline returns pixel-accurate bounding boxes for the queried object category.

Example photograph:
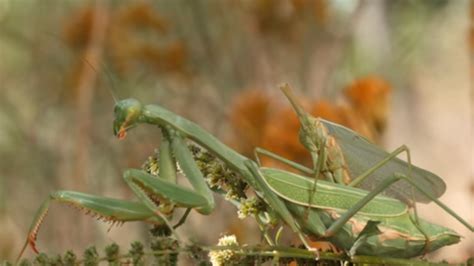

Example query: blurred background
[0,0,472,263]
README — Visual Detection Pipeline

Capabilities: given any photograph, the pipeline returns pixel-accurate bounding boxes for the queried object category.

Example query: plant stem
[69,245,460,266]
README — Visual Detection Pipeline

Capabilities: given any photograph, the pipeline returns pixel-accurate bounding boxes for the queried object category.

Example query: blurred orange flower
[249,0,328,38]
[229,89,272,157]
[344,76,391,142]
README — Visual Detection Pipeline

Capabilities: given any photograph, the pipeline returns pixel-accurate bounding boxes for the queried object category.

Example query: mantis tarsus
[17,84,473,262]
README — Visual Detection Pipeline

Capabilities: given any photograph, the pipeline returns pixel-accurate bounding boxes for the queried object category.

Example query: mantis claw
[28,236,39,254]
[297,233,320,260]
[307,247,320,261]
[117,128,127,140]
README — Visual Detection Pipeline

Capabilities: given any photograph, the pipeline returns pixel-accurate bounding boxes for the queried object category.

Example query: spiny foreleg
[16,191,163,262]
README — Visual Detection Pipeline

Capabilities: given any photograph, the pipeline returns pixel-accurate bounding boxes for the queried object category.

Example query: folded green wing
[321,119,446,203]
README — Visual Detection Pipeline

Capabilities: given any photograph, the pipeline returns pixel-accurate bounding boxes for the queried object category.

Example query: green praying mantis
[17,84,473,262]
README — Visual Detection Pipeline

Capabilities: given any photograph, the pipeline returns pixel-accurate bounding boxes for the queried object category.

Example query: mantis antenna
[38,31,121,103]
[79,58,119,103]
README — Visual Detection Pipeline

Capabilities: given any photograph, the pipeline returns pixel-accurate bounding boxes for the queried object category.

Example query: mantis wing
[321,119,446,204]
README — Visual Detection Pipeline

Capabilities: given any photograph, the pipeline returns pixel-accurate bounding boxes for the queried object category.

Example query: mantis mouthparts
[117,129,127,140]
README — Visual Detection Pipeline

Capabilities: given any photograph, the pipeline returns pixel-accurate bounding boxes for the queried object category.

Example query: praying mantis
[17,84,473,262]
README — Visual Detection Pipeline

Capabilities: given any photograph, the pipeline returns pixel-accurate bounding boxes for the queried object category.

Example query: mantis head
[113,98,143,140]
[280,84,326,152]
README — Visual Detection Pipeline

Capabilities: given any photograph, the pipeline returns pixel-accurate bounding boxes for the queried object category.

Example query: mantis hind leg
[254,147,313,175]
[408,211,433,255]
[346,145,432,251]
[324,173,473,239]
[348,145,412,188]
[16,191,161,262]
[396,174,473,232]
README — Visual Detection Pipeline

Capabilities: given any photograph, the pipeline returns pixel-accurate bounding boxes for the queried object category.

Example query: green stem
[70,245,461,266]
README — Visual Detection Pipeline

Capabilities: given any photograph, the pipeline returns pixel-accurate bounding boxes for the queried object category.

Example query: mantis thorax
[298,116,328,153]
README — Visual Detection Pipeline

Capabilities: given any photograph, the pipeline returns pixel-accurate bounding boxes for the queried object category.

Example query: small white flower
[237,209,246,220]
[217,235,238,246]
[208,235,239,266]
[175,161,183,174]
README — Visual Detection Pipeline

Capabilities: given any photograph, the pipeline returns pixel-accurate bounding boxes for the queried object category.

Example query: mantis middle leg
[244,160,323,258]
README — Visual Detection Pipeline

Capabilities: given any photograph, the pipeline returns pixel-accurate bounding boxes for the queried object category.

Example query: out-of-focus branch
[307,0,367,98]
[73,1,109,190]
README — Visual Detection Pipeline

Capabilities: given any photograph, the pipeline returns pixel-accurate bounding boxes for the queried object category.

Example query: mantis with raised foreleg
[17,84,473,262]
